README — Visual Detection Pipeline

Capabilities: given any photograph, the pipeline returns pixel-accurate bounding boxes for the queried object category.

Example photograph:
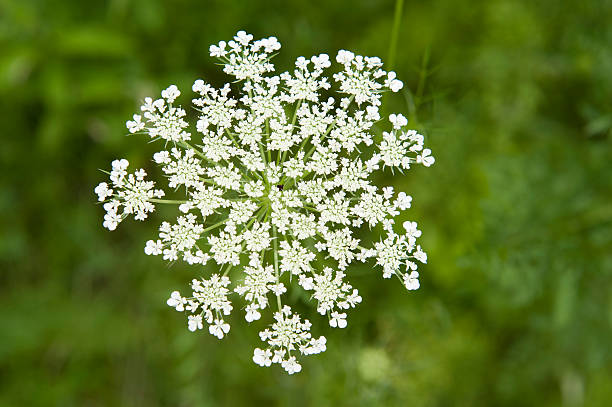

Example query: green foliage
[1,0,611,405]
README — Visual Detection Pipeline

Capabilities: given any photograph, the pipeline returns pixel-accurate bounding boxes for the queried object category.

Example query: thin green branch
[387,0,405,71]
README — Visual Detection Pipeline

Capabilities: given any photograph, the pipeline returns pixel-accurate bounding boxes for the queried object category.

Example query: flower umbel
[95,31,434,374]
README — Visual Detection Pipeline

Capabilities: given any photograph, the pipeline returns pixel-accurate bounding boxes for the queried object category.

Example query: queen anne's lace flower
[95,31,434,374]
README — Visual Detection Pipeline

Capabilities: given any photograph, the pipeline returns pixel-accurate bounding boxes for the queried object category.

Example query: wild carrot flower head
[95,31,434,374]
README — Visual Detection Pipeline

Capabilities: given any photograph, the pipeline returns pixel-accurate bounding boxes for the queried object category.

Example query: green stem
[202,219,229,234]
[149,199,187,204]
[280,100,303,164]
[413,47,430,119]
[387,0,405,71]
[222,264,233,277]
[272,225,282,310]
[225,129,242,149]
[179,141,208,162]
[266,119,272,163]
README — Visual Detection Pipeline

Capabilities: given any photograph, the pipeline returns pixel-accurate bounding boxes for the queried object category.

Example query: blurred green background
[1,0,612,405]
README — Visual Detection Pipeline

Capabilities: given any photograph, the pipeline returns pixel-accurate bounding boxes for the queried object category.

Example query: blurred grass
[1,0,611,406]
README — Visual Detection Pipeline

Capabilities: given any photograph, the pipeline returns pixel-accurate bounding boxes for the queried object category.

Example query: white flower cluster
[95,31,434,374]
[253,306,327,374]
[167,275,233,338]
[95,159,165,231]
